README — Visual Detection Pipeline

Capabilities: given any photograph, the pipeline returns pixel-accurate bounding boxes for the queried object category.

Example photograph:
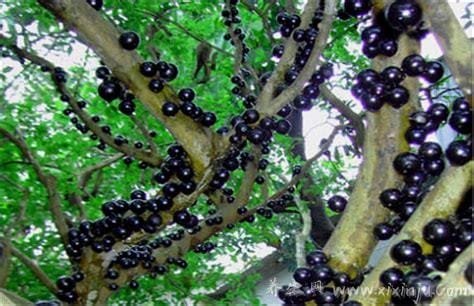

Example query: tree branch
[0,240,11,287]
[0,174,29,236]
[350,162,473,304]
[240,0,275,44]
[129,115,158,155]
[36,0,222,176]
[256,0,321,108]
[78,153,124,191]
[418,0,473,104]
[0,35,163,167]
[323,30,422,277]
[431,244,473,305]
[0,128,69,246]
[257,1,337,115]
[0,239,57,294]
[320,85,365,151]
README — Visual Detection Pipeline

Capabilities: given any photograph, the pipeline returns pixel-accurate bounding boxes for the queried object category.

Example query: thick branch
[418,0,473,104]
[36,0,221,175]
[323,32,421,278]
[350,162,473,304]
[78,126,340,305]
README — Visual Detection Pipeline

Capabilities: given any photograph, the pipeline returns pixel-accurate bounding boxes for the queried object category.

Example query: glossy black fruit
[449,111,472,134]
[306,250,328,266]
[140,62,157,77]
[381,66,405,84]
[344,0,373,17]
[178,88,195,102]
[385,0,422,31]
[393,152,421,175]
[374,222,395,240]
[56,276,75,291]
[390,239,422,265]
[293,267,314,285]
[402,54,426,76]
[379,188,403,210]
[98,80,121,102]
[386,86,409,108]
[87,0,103,10]
[119,32,140,50]
[422,61,444,83]
[149,79,164,93]
[162,101,179,116]
[423,219,455,246]
[446,140,471,166]
[418,142,443,160]
[327,195,347,213]
[200,112,216,127]
[119,100,135,115]
[380,267,404,288]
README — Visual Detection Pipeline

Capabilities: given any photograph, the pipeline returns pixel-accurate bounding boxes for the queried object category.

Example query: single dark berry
[427,103,449,123]
[385,0,423,31]
[449,111,472,135]
[374,222,395,240]
[306,250,328,266]
[119,100,135,115]
[423,219,455,246]
[98,80,121,102]
[293,267,314,285]
[140,62,157,77]
[119,32,140,50]
[56,276,75,291]
[422,61,444,83]
[380,267,404,288]
[402,54,426,76]
[393,152,421,175]
[379,39,398,57]
[453,97,470,112]
[86,0,103,10]
[446,140,472,166]
[95,66,110,79]
[162,101,179,116]
[129,280,139,289]
[275,120,291,134]
[327,195,347,213]
[149,79,164,93]
[381,66,405,84]
[386,86,409,108]
[178,88,195,102]
[344,0,373,17]
[418,142,443,160]
[390,239,422,265]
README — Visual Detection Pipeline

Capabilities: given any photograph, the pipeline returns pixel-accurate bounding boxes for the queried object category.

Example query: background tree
[0,0,471,305]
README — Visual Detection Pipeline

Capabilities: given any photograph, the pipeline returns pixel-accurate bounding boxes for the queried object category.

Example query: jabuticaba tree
[0,0,471,305]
